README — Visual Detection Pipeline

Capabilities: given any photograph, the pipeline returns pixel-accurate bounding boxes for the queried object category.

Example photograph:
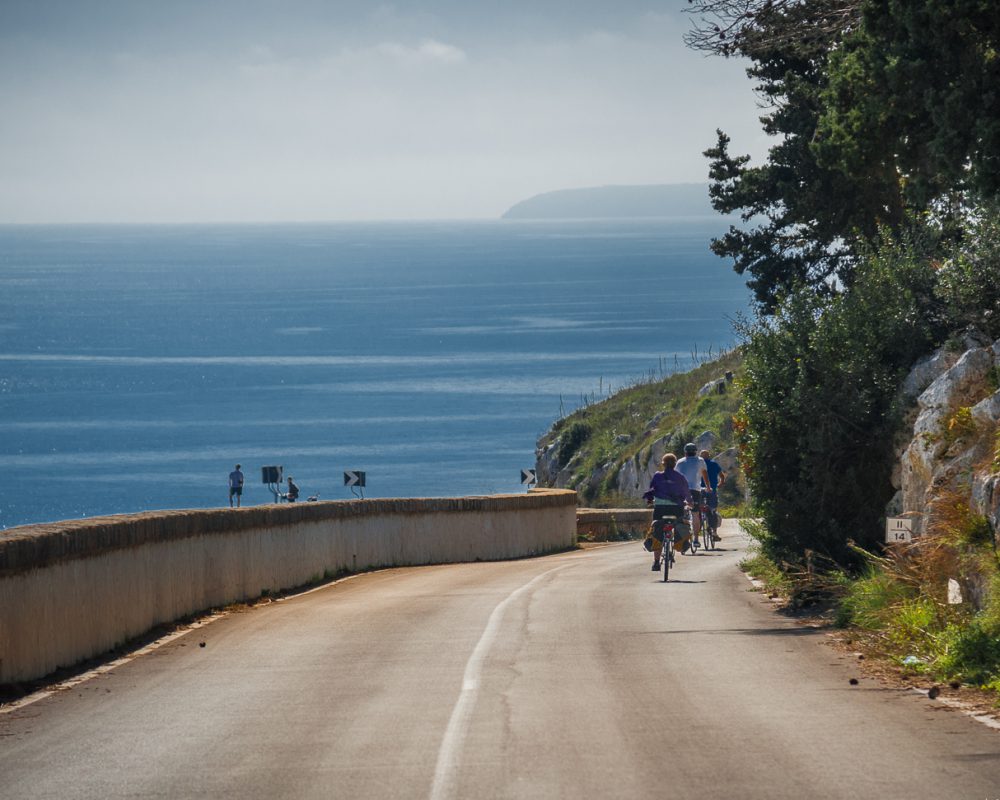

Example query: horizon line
[0,214,726,228]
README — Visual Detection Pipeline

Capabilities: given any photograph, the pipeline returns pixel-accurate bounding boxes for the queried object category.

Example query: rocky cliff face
[534,366,743,504]
[893,330,1000,537]
[537,428,739,502]
[613,434,739,499]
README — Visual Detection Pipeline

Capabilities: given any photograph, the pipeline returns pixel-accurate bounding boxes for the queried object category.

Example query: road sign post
[344,470,366,499]
[262,465,283,503]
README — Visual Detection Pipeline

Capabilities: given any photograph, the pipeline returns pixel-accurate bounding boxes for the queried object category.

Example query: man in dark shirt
[228,464,244,508]
[700,449,727,541]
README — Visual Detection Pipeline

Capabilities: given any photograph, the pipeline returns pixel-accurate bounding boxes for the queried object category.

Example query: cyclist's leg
[689,491,702,546]
[650,516,664,569]
[708,490,721,540]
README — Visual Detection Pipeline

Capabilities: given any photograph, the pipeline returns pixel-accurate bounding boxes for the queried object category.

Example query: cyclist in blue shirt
[700,449,727,541]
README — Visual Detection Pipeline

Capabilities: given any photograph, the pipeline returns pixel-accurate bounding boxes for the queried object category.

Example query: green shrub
[936,205,1000,338]
[935,618,1000,685]
[737,234,944,565]
[958,513,994,549]
[557,421,590,464]
[739,538,794,597]
[941,406,977,451]
[835,568,913,629]
[885,597,938,654]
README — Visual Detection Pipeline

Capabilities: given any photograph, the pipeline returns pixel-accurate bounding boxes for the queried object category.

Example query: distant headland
[501,183,716,220]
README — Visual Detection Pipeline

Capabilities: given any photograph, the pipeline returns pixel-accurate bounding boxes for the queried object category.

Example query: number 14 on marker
[885,517,913,543]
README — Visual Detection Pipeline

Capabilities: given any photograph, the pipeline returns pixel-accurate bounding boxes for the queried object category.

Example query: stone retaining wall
[576,508,651,541]
[0,490,577,685]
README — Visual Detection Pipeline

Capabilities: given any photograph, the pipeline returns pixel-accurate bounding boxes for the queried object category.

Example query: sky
[0,1,768,223]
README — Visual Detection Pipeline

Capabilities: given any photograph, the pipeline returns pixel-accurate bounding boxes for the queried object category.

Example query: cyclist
[700,449,727,542]
[675,443,710,549]
[642,453,692,571]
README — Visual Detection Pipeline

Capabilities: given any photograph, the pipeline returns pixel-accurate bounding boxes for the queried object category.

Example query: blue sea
[0,219,750,529]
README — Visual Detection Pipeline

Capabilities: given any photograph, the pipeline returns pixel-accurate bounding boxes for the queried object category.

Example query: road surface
[2,520,999,799]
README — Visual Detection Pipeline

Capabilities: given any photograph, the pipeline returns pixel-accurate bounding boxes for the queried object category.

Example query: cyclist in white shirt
[675,443,710,547]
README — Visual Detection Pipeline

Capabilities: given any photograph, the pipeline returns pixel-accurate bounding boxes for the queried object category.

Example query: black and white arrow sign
[520,469,537,485]
[343,470,366,487]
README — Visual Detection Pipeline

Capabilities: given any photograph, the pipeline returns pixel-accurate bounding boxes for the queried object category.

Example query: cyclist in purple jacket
[643,453,692,571]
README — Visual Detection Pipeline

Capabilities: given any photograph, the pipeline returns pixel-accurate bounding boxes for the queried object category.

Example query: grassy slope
[538,349,744,506]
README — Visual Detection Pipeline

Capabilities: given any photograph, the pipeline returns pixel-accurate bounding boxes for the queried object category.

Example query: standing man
[675,443,711,548]
[228,464,244,508]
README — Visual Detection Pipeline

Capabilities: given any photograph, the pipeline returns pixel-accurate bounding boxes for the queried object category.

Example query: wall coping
[576,508,651,522]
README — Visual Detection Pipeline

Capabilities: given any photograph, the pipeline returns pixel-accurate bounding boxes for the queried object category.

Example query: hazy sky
[0,1,767,223]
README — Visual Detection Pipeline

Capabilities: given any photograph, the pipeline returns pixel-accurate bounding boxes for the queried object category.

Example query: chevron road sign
[344,470,366,487]
[520,469,537,485]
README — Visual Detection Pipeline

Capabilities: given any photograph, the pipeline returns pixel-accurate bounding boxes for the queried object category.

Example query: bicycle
[653,515,681,581]
[687,490,709,554]
[699,491,718,550]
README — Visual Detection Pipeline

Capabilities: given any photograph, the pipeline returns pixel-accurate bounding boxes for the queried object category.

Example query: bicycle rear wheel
[704,511,716,550]
[690,515,701,554]
[663,535,671,581]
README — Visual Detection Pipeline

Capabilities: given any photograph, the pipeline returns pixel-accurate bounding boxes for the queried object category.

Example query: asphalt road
[2,520,999,799]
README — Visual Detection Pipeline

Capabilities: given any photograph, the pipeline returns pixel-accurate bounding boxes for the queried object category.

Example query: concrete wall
[576,508,651,541]
[0,490,576,685]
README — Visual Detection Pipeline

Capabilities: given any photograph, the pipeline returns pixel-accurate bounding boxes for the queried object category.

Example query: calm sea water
[0,219,749,529]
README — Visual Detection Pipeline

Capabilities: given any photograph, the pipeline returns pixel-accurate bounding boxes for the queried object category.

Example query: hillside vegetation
[536,349,744,507]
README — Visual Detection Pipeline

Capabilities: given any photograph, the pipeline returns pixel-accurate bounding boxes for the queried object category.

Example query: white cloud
[375,39,467,66]
[0,5,766,223]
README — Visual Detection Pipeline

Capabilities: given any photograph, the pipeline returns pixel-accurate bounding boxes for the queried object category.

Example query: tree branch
[683,0,863,57]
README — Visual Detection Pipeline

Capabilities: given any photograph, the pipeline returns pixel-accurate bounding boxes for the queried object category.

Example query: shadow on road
[643,626,820,637]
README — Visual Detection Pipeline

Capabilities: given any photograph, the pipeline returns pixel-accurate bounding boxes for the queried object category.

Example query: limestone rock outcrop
[894,333,1000,534]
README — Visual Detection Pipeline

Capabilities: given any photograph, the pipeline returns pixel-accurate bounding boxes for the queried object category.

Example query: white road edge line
[0,613,226,715]
[911,688,1000,731]
[0,570,375,716]
[429,565,567,800]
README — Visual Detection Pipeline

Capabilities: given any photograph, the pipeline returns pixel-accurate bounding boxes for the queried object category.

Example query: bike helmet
[684,442,697,456]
